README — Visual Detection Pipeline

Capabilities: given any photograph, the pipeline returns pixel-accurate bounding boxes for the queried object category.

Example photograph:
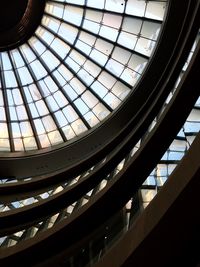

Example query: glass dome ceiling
[0,0,167,153]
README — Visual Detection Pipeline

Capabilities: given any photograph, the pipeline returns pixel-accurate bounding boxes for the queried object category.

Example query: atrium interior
[0,1,200,266]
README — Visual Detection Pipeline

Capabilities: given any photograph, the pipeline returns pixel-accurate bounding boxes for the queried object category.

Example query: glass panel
[0,0,166,152]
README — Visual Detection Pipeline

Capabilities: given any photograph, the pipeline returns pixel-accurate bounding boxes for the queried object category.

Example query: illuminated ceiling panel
[0,0,167,152]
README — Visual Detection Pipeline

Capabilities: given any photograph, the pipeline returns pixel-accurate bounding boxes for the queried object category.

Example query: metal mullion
[159,159,179,164]
[184,132,199,138]
[91,158,105,172]
[138,189,145,211]
[88,0,132,110]
[20,227,35,241]
[38,37,117,112]
[39,23,134,93]
[7,51,42,150]
[43,12,149,61]
[7,235,19,244]
[84,0,131,109]
[37,217,52,232]
[0,54,15,151]
[107,164,118,178]
[36,32,114,113]
[27,41,91,130]
[1,237,11,248]
[193,105,200,110]
[46,0,156,60]
[40,4,111,114]
[18,55,55,146]
[92,181,103,194]
[45,0,105,110]
[34,221,46,232]
[79,169,90,179]
[173,135,188,141]
[129,191,141,223]
[140,184,157,190]
[18,48,67,143]
[54,211,65,224]
[28,41,91,131]
[96,0,133,106]
[173,136,188,143]
[123,152,131,166]
[10,234,21,242]
[73,197,83,211]
[49,0,163,24]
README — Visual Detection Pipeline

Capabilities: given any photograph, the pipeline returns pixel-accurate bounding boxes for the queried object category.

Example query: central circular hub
[0,0,45,51]
[0,0,28,32]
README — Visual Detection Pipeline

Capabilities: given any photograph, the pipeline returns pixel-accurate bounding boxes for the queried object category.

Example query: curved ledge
[95,133,200,267]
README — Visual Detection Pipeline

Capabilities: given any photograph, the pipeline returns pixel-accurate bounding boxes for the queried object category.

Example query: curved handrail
[93,132,200,267]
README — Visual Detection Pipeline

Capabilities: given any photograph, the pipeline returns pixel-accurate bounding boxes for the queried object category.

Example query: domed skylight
[0,0,167,152]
